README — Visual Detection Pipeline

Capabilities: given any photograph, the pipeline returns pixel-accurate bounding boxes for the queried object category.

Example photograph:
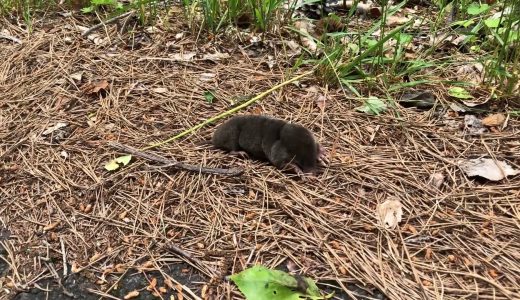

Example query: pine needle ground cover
[1,2,520,299]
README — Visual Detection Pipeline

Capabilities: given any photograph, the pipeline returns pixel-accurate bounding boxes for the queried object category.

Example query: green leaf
[467,3,489,15]
[104,155,132,171]
[81,6,95,13]
[355,97,387,115]
[448,87,474,99]
[363,38,378,48]
[451,19,475,27]
[204,91,215,103]
[347,43,360,55]
[91,0,117,5]
[397,33,412,44]
[484,18,501,28]
[228,265,329,300]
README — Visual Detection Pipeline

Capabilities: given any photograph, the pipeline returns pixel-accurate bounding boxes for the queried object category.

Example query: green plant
[0,0,61,30]
[81,0,123,13]
[246,0,285,32]
[310,19,411,87]
[228,265,332,300]
[80,0,164,25]
[180,0,286,33]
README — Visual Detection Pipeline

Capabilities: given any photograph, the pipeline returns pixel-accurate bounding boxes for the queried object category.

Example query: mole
[212,115,328,175]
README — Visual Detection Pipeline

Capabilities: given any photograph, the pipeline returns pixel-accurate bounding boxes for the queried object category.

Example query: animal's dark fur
[212,115,323,174]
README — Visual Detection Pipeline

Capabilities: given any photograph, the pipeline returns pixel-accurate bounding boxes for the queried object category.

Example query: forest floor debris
[1,6,520,300]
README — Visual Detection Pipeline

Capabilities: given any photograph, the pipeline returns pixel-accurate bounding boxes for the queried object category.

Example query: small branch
[108,142,243,176]
[81,11,135,37]
[0,33,22,44]
[60,237,67,277]
[164,242,221,278]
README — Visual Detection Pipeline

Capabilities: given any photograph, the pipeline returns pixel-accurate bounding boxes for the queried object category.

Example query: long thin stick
[0,33,22,44]
[81,11,135,37]
[109,142,243,176]
[142,70,314,150]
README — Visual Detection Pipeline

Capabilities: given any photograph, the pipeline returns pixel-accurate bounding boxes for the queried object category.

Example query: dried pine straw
[1,12,520,300]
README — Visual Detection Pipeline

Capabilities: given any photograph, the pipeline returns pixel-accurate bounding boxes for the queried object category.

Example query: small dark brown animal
[212,115,328,175]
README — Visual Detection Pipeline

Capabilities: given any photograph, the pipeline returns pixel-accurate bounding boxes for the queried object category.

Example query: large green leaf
[484,17,501,28]
[229,265,330,300]
[356,97,387,115]
[448,87,474,99]
[467,3,489,15]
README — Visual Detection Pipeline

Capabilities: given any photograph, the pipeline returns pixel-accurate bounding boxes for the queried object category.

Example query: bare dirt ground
[1,5,520,300]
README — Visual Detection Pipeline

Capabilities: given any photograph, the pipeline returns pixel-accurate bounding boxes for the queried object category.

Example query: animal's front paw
[230,150,249,159]
[284,163,318,182]
[317,145,330,167]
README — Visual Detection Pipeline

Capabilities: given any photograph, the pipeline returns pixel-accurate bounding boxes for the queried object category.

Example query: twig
[60,237,67,277]
[81,11,135,37]
[0,33,22,44]
[0,137,27,160]
[163,242,223,278]
[398,230,430,299]
[109,142,243,176]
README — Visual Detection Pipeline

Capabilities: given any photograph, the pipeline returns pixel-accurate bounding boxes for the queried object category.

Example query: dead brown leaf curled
[43,221,60,231]
[482,113,506,127]
[124,290,139,299]
[429,172,445,189]
[376,199,403,229]
[460,158,520,181]
[82,80,109,95]
[316,94,327,111]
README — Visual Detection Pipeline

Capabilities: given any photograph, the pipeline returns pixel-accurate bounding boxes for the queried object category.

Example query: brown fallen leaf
[425,248,433,260]
[339,266,347,275]
[90,252,102,263]
[429,172,445,189]
[176,284,184,300]
[488,268,499,279]
[422,279,432,286]
[84,204,93,213]
[147,277,157,291]
[460,158,520,181]
[49,232,58,241]
[201,285,208,298]
[316,94,327,111]
[82,80,109,95]
[124,290,139,299]
[164,278,175,290]
[482,113,506,127]
[403,224,418,234]
[330,240,342,250]
[376,199,403,229]
[71,262,82,273]
[43,221,60,231]
[141,260,154,268]
[447,254,456,262]
[152,87,169,94]
[294,20,318,53]
[387,15,411,25]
